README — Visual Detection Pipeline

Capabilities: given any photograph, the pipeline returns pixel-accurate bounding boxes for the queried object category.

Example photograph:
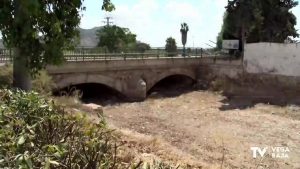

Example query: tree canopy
[0,0,114,90]
[165,37,177,56]
[102,0,115,12]
[135,42,151,53]
[97,25,137,52]
[0,0,85,73]
[180,23,189,47]
[217,0,299,48]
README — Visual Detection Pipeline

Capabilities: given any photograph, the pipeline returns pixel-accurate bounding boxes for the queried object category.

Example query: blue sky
[80,0,300,48]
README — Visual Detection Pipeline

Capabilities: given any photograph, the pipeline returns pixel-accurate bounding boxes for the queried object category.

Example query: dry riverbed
[98,90,300,169]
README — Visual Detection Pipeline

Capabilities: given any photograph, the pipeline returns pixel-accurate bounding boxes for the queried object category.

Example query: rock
[84,103,102,110]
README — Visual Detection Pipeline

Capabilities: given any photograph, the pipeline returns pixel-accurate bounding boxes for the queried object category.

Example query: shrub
[0,89,117,168]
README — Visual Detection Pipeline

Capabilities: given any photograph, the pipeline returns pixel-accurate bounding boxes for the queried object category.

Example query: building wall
[244,42,300,76]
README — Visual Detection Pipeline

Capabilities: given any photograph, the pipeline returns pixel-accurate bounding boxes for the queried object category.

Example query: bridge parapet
[47,57,204,74]
[0,47,221,63]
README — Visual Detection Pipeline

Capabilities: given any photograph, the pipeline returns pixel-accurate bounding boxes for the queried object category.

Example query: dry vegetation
[100,90,300,169]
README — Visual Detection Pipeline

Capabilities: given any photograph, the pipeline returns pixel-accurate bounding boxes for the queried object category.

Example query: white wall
[244,42,300,76]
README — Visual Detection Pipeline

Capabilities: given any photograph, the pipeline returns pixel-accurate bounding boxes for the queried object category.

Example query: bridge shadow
[54,83,127,106]
[147,75,196,99]
[219,94,300,111]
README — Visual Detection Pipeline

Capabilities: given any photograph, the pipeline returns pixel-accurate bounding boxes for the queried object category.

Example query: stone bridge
[47,57,242,101]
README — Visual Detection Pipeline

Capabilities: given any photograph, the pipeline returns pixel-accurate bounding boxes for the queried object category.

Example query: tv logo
[250,146,290,159]
[251,147,268,158]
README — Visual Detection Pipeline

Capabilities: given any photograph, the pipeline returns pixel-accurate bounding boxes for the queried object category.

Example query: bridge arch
[146,69,197,92]
[54,74,125,96]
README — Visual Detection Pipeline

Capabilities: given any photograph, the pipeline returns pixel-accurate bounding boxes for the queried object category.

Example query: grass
[0,64,13,88]
[0,64,55,95]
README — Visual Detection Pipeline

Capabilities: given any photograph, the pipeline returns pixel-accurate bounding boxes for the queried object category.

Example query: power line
[205,43,214,48]
[209,40,217,45]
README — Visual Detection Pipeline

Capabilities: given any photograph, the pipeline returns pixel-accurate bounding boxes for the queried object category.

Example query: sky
[80,0,300,48]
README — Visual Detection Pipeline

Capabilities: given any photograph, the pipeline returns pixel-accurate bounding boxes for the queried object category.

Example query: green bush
[0,89,117,168]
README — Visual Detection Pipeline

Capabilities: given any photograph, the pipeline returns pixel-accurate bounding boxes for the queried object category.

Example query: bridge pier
[123,78,147,101]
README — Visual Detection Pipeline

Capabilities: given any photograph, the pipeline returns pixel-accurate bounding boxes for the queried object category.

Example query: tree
[135,42,151,53]
[217,12,242,49]
[180,23,189,57]
[165,37,177,57]
[217,0,299,50]
[97,25,137,52]
[102,0,115,12]
[225,0,261,53]
[248,0,298,42]
[0,0,114,91]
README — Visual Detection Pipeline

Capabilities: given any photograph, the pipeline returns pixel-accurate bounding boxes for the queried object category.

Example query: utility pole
[103,16,113,26]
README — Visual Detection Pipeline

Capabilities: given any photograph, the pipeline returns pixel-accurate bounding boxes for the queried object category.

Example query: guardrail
[0,47,227,63]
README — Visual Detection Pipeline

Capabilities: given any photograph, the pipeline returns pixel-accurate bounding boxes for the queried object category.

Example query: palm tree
[180,23,189,57]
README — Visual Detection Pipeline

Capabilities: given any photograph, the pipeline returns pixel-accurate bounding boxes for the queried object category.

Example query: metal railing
[0,49,13,63]
[63,48,208,61]
[0,47,225,63]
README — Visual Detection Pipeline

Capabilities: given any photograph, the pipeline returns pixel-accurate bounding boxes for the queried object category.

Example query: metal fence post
[214,55,216,63]
[200,48,203,58]
[9,48,12,61]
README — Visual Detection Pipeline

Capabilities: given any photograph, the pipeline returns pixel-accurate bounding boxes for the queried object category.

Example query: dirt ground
[100,90,300,169]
